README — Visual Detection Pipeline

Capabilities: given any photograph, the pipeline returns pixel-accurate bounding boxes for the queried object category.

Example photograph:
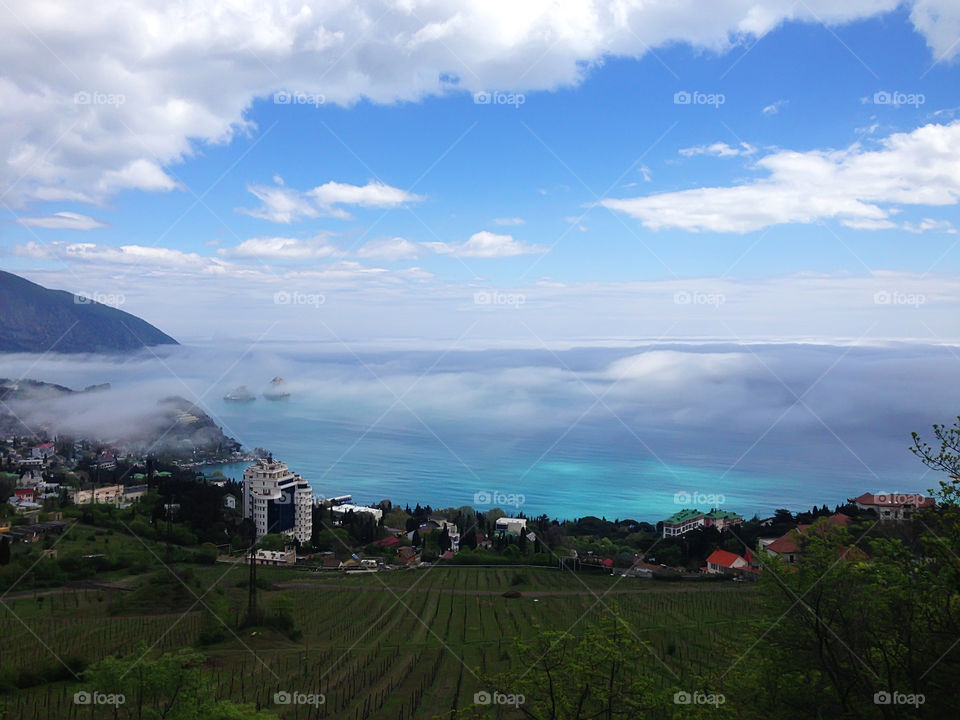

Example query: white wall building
[330,503,383,522]
[495,517,527,535]
[243,458,313,544]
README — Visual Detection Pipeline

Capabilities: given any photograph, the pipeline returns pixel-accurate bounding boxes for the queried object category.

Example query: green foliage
[82,645,278,719]
[480,608,678,719]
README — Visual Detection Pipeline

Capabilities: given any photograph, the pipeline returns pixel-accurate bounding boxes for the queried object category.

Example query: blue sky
[1,1,959,344]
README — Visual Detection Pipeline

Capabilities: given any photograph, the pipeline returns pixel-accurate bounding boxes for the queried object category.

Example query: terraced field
[1,563,759,719]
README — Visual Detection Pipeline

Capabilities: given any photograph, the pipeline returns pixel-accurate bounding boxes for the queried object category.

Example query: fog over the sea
[2,340,956,519]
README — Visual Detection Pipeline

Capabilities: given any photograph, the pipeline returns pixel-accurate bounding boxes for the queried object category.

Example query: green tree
[82,645,278,719]
[479,608,677,719]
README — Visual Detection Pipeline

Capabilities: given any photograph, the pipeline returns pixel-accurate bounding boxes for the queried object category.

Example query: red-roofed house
[761,513,858,564]
[705,549,751,575]
[373,535,400,548]
[14,488,36,503]
[31,443,55,460]
[848,492,935,521]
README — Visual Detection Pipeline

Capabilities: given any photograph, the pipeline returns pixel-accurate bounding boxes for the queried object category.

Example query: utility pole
[246,544,257,624]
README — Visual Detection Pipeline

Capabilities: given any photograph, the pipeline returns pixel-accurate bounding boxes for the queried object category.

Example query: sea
[6,340,952,523]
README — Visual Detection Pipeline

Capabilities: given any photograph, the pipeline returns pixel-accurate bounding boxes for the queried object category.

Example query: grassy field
[0,542,759,719]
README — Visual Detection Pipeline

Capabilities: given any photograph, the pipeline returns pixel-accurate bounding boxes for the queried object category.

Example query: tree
[83,645,279,719]
[478,608,675,719]
[439,527,451,553]
[911,416,960,502]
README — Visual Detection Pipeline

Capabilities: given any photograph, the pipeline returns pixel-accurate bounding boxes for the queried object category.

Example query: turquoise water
[201,396,900,522]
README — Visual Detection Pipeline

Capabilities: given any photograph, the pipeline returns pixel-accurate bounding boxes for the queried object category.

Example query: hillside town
[1,433,938,580]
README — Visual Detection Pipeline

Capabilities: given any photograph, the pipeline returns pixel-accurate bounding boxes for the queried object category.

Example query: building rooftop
[849,492,935,508]
[665,508,703,524]
[704,509,741,520]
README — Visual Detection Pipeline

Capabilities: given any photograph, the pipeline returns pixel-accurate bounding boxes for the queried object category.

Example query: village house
[760,513,853,564]
[495,517,527,536]
[847,492,935,521]
[329,503,383,523]
[705,548,754,575]
[70,484,145,505]
[702,509,742,532]
[31,443,55,460]
[661,509,704,537]
[253,547,296,566]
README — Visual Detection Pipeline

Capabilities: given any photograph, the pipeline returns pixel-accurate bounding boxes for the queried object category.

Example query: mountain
[0,378,241,458]
[0,270,177,353]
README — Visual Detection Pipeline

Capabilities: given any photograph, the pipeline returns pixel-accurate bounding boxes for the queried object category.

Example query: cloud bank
[2,0,958,207]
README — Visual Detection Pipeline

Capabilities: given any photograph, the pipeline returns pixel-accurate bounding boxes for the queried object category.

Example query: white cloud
[427,231,547,258]
[678,141,756,158]
[219,235,343,260]
[910,0,960,62]
[240,179,422,222]
[603,121,960,233]
[903,218,957,234]
[239,184,320,224]
[310,181,421,211]
[492,217,525,226]
[639,165,653,182]
[0,1,950,208]
[16,212,105,230]
[357,237,420,261]
[762,100,788,115]
[14,241,230,274]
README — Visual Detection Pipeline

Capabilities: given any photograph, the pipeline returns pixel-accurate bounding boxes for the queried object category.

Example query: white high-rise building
[242,457,313,545]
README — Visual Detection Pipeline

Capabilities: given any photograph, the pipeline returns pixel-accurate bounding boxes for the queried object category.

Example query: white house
[330,504,383,522]
[848,492,935,521]
[495,517,527,535]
